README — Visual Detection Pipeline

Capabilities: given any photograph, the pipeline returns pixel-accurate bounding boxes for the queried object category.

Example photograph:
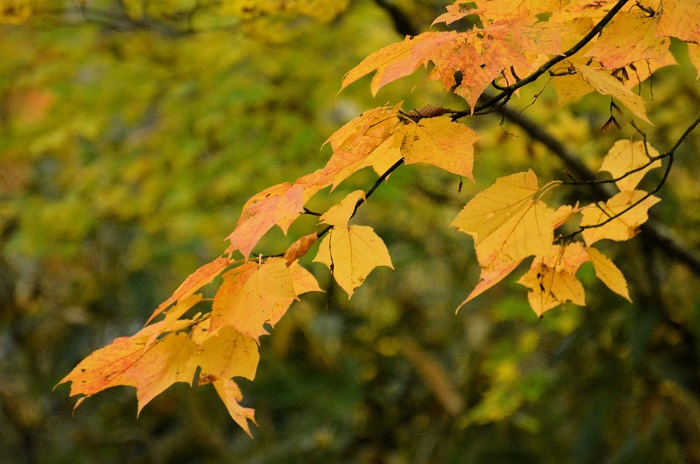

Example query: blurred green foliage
[1,1,699,463]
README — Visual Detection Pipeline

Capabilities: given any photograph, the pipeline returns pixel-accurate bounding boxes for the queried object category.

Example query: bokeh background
[1,1,700,463]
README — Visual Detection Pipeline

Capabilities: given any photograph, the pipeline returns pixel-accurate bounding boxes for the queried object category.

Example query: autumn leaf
[284,233,319,266]
[213,379,257,437]
[320,106,402,189]
[517,243,589,316]
[399,117,479,180]
[147,256,230,324]
[656,0,700,44]
[226,183,305,259]
[586,246,631,301]
[599,140,662,191]
[59,326,259,415]
[210,258,297,338]
[574,63,651,123]
[586,11,670,69]
[289,261,324,295]
[457,260,524,310]
[320,190,365,227]
[580,190,660,246]
[452,170,554,270]
[313,225,393,298]
[552,203,581,229]
[342,18,562,109]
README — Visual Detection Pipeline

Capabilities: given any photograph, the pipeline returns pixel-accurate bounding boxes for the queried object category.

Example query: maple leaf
[212,379,257,437]
[320,106,402,190]
[586,11,670,69]
[517,243,588,316]
[656,0,700,44]
[313,225,393,298]
[586,246,631,301]
[457,260,524,310]
[146,256,230,324]
[289,261,324,295]
[573,63,651,123]
[320,190,366,227]
[599,140,662,191]
[226,183,305,259]
[580,190,660,246]
[59,326,259,415]
[452,170,554,270]
[399,117,480,180]
[342,18,562,110]
[283,233,319,265]
[552,203,581,229]
[210,258,298,338]
[452,171,555,308]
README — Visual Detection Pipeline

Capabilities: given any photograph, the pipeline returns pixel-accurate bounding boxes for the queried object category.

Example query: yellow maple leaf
[581,190,660,246]
[599,140,661,191]
[399,117,480,180]
[586,11,670,69]
[517,243,588,316]
[213,379,257,438]
[313,225,393,298]
[320,190,366,227]
[210,258,297,338]
[585,246,631,301]
[574,63,651,124]
[451,170,554,270]
[656,0,700,44]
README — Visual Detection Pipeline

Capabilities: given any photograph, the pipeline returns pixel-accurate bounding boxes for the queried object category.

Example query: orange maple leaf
[226,183,305,259]
[342,18,562,110]
[210,258,298,339]
[59,326,259,416]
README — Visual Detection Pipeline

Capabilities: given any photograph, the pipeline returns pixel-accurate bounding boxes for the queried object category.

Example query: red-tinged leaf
[213,379,257,438]
[656,0,700,44]
[581,190,661,246]
[59,326,258,417]
[599,140,662,191]
[451,170,554,270]
[210,258,297,339]
[283,233,319,266]
[399,117,479,180]
[313,225,393,298]
[573,63,651,123]
[226,183,304,259]
[145,293,203,348]
[320,106,402,189]
[586,246,631,301]
[147,257,230,324]
[294,168,332,202]
[586,11,670,69]
[320,190,365,227]
[289,261,324,296]
[457,259,523,311]
[342,18,562,110]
